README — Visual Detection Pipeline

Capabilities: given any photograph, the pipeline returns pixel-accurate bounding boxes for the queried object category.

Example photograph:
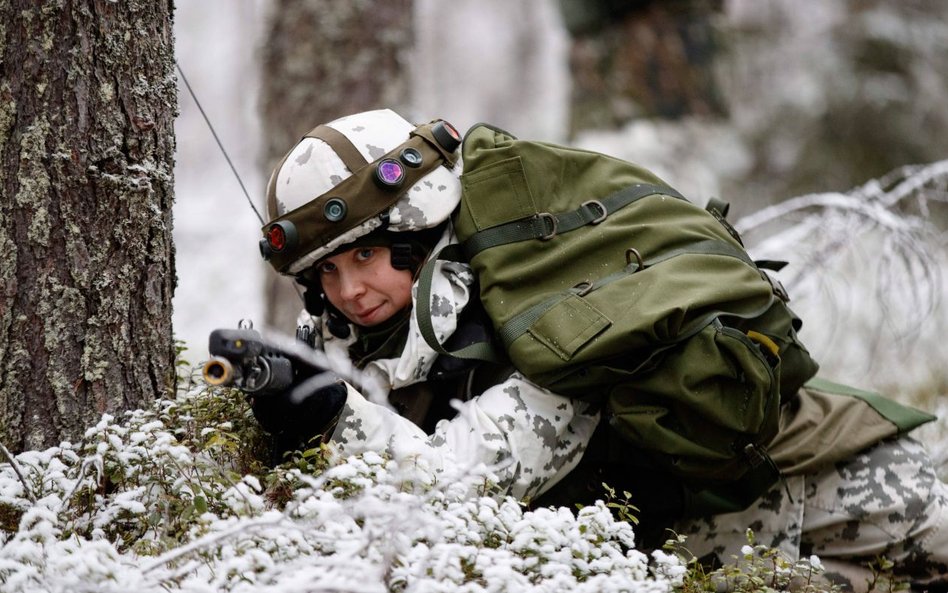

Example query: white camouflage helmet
[260,109,463,275]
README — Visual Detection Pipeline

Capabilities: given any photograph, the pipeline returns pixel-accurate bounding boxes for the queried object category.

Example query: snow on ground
[0,386,685,593]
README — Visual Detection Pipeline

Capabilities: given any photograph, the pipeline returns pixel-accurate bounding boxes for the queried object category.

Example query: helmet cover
[264,109,462,274]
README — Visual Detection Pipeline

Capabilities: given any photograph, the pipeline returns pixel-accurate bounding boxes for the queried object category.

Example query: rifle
[204,325,351,448]
[203,326,322,396]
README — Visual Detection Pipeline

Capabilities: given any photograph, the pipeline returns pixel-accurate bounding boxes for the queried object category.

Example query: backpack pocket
[607,318,781,483]
[459,156,538,232]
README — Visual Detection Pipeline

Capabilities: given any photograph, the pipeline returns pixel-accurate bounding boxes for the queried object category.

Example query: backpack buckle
[572,280,593,296]
[743,443,767,468]
[625,247,644,271]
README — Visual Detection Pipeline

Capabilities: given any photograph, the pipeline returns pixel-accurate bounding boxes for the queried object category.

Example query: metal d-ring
[625,247,644,271]
[538,213,558,240]
[582,200,607,224]
[573,280,593,296]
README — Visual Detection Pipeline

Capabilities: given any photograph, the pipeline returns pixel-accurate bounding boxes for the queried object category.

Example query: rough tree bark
[0,1,177,451]
[560,0,725,135]
[259,0,413,332]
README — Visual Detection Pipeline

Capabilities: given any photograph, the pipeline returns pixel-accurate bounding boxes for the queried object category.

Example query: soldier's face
[316,246,414,327]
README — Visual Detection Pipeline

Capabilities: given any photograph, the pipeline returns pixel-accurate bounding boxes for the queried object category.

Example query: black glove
[250,376,347,446]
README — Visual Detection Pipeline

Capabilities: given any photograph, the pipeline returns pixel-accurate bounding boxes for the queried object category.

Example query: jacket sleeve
[329,372,599,501]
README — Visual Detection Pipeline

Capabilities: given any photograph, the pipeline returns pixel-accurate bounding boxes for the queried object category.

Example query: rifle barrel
[203,356,236,386]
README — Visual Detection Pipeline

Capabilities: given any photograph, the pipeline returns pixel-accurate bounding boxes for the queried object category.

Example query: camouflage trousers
[676,437,948,592]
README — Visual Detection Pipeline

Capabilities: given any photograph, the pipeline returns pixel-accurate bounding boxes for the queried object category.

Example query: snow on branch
[736,159,947,347]
[0,384,683,593]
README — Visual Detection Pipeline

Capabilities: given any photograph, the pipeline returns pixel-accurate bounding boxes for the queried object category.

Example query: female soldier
[250,109,947,591]
[251,108,598,503]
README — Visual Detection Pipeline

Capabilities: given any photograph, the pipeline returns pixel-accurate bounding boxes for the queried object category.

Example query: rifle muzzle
[203,356,237,386]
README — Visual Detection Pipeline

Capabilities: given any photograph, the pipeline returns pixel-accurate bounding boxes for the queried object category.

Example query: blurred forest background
[173,0,948,419]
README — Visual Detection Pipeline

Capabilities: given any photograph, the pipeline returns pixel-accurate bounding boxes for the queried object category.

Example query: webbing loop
[538,213,558,240]
[462,182,687,259]
[582,200,607,224]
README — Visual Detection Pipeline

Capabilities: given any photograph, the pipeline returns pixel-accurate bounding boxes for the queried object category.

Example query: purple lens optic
[376,159,405,187]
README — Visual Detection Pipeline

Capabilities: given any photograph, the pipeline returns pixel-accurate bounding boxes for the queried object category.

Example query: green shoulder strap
[804,376,936,433]
[415,243,501,363]
[463,183,686,258]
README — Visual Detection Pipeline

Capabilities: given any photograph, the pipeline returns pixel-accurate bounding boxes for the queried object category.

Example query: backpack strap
[415,243,502,363]
[463,183,687,258]
[684,455,780,517]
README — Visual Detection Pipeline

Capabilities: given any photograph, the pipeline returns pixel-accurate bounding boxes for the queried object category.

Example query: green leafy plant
[865,556,910,593]
[663,529,840,593]
[600,482,640,525]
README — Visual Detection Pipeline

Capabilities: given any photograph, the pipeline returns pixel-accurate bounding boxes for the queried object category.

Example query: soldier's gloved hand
[249,375,347,445]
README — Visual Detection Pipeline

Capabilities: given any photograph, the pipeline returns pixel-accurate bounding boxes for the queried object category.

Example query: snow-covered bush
[0,379,698,593]
[0,376,841,592]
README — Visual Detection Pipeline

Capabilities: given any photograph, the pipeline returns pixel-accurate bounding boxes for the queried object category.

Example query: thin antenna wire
[176,59,307,310]
[175,60,265,225]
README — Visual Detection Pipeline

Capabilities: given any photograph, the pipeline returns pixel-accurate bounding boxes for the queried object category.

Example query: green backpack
[418,123,819,498]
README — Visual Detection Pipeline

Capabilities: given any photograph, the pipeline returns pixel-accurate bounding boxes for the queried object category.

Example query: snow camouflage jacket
[298,227,600,501]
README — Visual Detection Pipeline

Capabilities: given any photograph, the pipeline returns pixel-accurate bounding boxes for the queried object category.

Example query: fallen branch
[0,441,37,504]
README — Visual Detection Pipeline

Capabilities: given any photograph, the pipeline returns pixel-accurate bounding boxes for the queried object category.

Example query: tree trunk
[561,0,726,135]
[0,1,176,452]
[259,0,414,333]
